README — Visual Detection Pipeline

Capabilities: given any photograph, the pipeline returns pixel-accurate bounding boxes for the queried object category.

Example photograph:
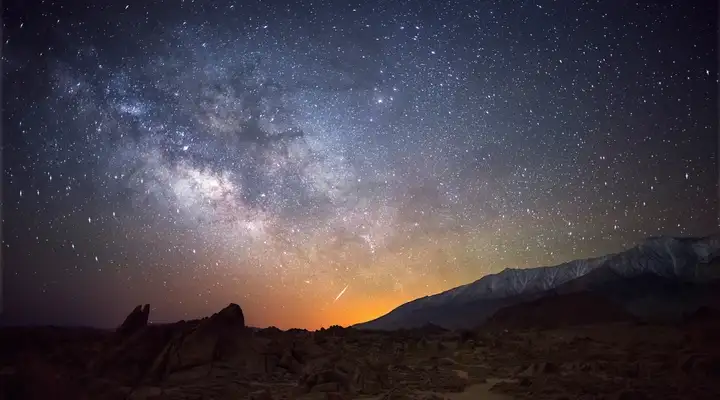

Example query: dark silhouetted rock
[213,303,246,327]
[96,323,177,384]
[117,304,150,336]
[258,326,284,337]
[298,357,390,396]
[518,362,559,377]
[148,303,248,378]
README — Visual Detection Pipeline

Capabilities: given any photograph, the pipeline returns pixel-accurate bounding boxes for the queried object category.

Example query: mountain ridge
[354,234,720,330]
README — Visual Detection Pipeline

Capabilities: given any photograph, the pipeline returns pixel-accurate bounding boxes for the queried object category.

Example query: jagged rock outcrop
[92,303,251,385]
[148,303,249,379]
[4,297,720,400]
[117,304,150,336]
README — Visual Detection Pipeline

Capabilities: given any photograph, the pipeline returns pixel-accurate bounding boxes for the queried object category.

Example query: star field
[2,0,717,329]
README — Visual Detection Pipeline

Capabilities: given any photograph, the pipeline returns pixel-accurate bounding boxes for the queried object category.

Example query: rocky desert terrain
[1,301,719,400]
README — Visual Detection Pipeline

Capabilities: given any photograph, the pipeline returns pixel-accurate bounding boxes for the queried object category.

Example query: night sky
[2,0,717,330]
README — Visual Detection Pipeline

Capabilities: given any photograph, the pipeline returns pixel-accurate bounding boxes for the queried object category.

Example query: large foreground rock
[149,303,249,378]
[94,303,250,385]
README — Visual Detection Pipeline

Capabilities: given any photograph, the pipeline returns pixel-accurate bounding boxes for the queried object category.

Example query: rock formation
[1,300,720,399]
[149,303,248,378]
[116,304,150,336]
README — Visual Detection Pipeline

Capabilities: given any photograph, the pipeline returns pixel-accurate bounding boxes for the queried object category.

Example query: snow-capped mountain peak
[355,234,720,330]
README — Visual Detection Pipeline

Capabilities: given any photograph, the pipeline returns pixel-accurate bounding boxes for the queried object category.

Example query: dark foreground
[1,304,718,400]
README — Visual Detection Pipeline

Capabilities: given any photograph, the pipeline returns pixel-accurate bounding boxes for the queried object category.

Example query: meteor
[333,284,349,303]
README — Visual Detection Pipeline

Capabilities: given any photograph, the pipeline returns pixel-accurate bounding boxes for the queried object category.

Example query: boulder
[453,369,469,380]
[299,357,389,395]
[278,350,304,374]
[420,369,467,392]
[517,362,559,377]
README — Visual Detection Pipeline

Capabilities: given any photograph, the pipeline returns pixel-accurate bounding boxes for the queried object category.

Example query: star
[1,0,715,330]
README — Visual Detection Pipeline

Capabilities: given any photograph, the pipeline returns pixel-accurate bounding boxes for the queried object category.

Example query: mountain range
[354,234,720,330]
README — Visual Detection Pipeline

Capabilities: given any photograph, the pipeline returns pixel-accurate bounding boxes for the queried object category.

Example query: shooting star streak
[333,284,349,303]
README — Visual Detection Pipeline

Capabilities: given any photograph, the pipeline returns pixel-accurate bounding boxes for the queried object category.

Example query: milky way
[2,0,717,329]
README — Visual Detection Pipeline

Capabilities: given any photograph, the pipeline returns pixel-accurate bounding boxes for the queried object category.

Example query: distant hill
[354,235,720,330]
[483,291,636,330]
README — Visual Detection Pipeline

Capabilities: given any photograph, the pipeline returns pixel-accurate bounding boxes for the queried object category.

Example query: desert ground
[1,303,718,400]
